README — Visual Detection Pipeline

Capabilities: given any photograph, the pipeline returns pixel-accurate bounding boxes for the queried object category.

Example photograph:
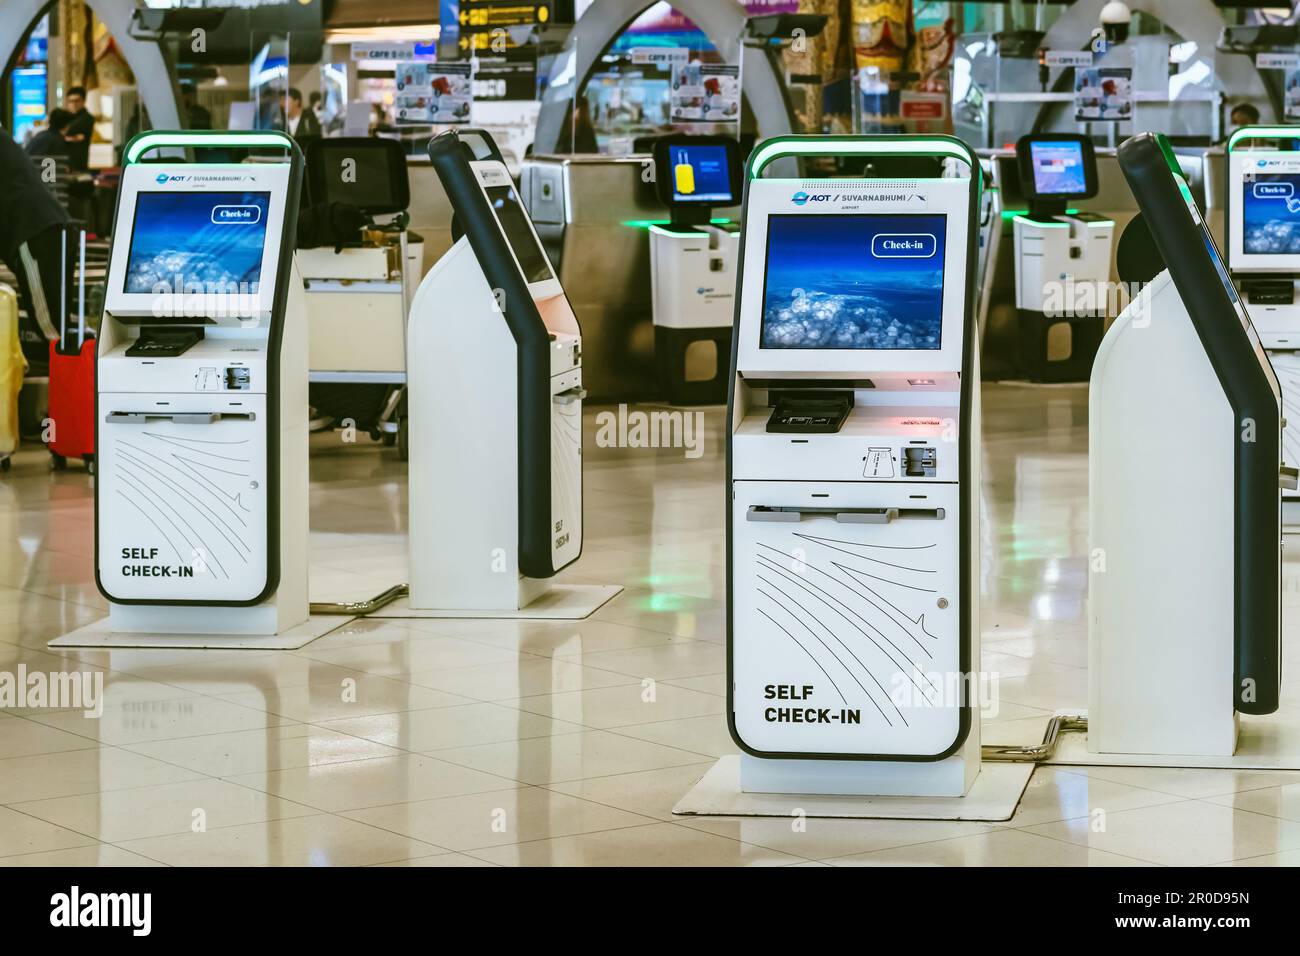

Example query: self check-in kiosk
[727,136,981,797]
[1012,134,1115,383]
[406,129,594,614]
[648,136,743,405]
[91,130,310,637]
[1091,132,1286,757]
[1226,125,1300,528]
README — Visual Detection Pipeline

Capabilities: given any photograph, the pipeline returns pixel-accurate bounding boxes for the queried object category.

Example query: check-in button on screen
[872,233,937,257]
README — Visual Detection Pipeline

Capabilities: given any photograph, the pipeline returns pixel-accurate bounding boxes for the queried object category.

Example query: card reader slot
[104,412,256,425]
[746,505,945,524]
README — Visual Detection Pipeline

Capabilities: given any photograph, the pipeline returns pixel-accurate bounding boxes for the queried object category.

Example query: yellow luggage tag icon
[674,152,696,195]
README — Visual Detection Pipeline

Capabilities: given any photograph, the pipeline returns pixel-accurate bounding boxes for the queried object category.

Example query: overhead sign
[1043,50,1093,69]
[458,0,554,32]
[351,41,435,61]
[1257,52,1300,71]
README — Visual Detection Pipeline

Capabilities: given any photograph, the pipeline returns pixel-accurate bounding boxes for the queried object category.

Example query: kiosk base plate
[370,584,623,620]
[673,756,1034,822]
[47,614,353,650]
[1021,712,1300,770]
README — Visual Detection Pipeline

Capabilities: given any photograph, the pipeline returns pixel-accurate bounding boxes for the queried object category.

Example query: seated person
[24,109,74,160]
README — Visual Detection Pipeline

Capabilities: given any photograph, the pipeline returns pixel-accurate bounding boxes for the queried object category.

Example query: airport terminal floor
[1,385,1299,868]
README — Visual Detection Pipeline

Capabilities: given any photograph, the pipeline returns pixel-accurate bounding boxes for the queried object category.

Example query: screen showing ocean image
[125,191,272,294]
[1242,173,1300,256]
[760,213,946,350]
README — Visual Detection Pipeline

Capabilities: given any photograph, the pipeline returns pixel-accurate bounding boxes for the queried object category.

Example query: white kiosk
[726,135,982,799]
[1090,132,1285,757]
[396,129,618,618]
[648,135,743,405]
[1226,125,1300,529]
[1012,134,1115,383]
[49,130,336,649]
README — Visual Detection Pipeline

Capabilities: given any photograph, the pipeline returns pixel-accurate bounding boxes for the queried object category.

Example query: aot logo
[155,174,169,184]
[791,191,832,206]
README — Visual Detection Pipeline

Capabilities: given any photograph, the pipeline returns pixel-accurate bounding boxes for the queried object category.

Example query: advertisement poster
[670,63,740,123]
[1074,66,1132,122]
[394,61,472,124]
[1287,68,1300,122]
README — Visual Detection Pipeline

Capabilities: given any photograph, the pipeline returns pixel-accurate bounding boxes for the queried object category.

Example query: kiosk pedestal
[376,128,619,622]
[1088,133,1285,761]
[649,223,740,405]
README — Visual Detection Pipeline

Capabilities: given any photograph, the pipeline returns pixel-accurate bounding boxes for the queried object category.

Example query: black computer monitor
[1016,133,1098,212]
[303,136,410,215]
[651,134,742,224]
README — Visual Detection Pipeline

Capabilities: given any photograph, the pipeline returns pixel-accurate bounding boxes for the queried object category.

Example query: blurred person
[0,129,72,372]
[24,109,74,159]
[61,86,94,170]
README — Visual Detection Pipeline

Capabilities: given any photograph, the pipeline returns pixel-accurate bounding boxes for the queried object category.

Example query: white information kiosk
[1090,132,1285,757]
[49,130,332,649]
[1226,125,1300,528]
[727,136,982,798]
[400,129,617,618]
[648,135,743,405]
[1011,134,1114,383]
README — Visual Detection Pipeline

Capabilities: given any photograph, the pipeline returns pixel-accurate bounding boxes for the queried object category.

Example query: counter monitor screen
[124,191,272,295]
[1029,140,1088,196]
[314,142,403,212]
[485,184,552,285]
[1241,171,1300,256]
[669,143,734,204]
[760,213,946,350]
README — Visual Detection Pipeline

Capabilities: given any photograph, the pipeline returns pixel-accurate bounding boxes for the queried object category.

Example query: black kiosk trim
[1117,132,1281,715]
[94,130,305,608]
[426,128,578,580]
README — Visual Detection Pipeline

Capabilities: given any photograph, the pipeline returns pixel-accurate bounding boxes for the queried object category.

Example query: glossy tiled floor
[3,383,1300,866]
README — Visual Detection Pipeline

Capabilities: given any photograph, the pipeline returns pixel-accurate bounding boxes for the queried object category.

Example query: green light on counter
[623,217,734,229]
[1001,208,1080,221]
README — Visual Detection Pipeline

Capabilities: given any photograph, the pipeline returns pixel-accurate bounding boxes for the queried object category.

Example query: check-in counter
[520,154,664,400]
[978,147,1181,378]
[407,161,456,277]
[520,153,742,402]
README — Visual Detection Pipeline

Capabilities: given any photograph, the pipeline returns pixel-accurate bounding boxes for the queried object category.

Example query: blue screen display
[1242,173,1300,255]
[668,144,733,204]
[124,191,272,294]
[760,214,946,350]
[1029,141,1088,196]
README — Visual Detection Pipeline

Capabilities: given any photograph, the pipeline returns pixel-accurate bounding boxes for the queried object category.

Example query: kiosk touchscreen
[648,135,743,404]
[92,131,309,635]
[1091,132,1284,756]
[1012,134,1114,382]
[406,128,588,613]
[727,135,981,797]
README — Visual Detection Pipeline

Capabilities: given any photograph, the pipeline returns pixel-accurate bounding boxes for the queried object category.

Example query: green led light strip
[623,217,734,229]
[1227,125,1300,152]
[1001,207,1080,220]
[748,135,978,180]
[125,130,295,164]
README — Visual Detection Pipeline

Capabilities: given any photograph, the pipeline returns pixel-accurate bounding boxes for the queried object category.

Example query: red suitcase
[46,226,95,473]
